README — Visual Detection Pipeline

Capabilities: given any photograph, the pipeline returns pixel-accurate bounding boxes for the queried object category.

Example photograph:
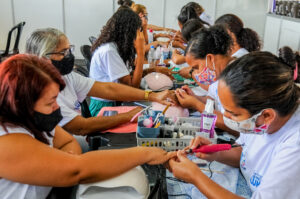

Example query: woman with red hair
[0,54,175,199]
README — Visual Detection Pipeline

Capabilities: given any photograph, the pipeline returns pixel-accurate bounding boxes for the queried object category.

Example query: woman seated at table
[172,5,199,51]
[185,2,214,26]
[175,25,239,136]
[131,4,169,52]
[90,8,174,115]
[0,54,176,199]
[26,27,175,138]
[169,51,300,198]
[172,18,204,65]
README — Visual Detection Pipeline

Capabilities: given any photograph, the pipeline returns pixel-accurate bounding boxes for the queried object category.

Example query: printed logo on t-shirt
[250,172,262,187]
[74,100,81,111]
[240,152,246,170]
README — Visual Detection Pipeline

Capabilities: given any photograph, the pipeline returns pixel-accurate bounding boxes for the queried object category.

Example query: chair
[0,22,26,62]
[89,36,97,45]
[80,45,92,72]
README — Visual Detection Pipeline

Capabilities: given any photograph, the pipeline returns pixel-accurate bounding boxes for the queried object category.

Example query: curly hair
[185,25,232,58]
[279,46,300,83]
[177,5,199,27]
[215,14,261,52]
[118,0,134,7]
[92,8,141,68]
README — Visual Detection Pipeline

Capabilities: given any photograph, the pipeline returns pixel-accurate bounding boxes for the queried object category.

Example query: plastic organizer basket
[137,116,217,151]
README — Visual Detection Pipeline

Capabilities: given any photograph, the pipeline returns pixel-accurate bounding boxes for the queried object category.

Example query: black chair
[0,22,26,62]
[89,36,97,45]
[80,45,92,72]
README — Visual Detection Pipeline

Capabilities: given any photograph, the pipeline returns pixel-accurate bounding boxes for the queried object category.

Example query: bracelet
[144,90,152,101]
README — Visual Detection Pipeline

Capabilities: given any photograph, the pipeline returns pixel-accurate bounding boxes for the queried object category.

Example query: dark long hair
[0,54,65,144]
[279,46,300,83]
[185,25,232,58]
[181,18,204,42]
[220,51,299,116]
[117,0,134,7]
[177,5,199,26]
[215,14,261,52]
[92,8,141,68]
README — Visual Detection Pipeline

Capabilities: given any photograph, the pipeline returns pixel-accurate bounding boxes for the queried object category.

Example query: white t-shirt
[199,12,214,26]
[236,106,300,199]
[207,48,249,113]
[207,80,224,114]
[0,125,55,199]
[90,42,130,101]
[231,48,249,59]
[57,72,95,126]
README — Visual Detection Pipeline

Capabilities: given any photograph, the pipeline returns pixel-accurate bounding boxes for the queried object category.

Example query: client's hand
[123,107,143,123]
[150,89,178,106]
[178,66,192,79]
[145,147,177,165]
[168,150,200,184]
[155,66,176,80]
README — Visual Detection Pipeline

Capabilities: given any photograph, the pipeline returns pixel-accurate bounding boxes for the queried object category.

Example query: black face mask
[33,108,63,132]
[51,53,75,75]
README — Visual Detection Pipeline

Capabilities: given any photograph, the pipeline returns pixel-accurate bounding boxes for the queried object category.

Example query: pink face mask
[193,56,217,85]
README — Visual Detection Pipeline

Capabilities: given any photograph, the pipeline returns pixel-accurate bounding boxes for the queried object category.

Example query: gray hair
[25,28,66,58]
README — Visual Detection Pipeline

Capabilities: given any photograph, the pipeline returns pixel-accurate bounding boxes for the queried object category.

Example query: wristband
[144,90,152,101]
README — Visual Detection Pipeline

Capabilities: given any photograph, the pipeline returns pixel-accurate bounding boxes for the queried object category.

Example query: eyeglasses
[46,45,75,57]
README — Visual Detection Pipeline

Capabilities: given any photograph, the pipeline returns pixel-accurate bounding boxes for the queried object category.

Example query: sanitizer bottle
[200,99,217,138]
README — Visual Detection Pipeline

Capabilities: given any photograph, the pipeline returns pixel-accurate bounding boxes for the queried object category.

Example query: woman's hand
[168,150,201,184]
[149,89,178,105]
[189,136,219,162]
[179,66,192,79]
[145,147,177,165]
[155,66,176,80]
[175,88,198,109]
[171,40,185,50]
[122,106,143,122]
[181,85,196,97]
[134,30,145,56]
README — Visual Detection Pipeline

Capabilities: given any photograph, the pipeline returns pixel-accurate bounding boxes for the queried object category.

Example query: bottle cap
[149,29,153,33]
[150,45,155,49]
[205,99,214,113]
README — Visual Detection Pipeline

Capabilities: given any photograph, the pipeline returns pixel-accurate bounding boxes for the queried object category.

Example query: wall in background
[0,0,268,58]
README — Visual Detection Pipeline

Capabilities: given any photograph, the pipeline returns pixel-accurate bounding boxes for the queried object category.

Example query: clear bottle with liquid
[148,45,156,68]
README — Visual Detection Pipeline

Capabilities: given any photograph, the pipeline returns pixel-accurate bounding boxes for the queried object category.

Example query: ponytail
[215,14,261,52]
[237,28,261,52]
[178,5,198,26]
[279,46,300,83]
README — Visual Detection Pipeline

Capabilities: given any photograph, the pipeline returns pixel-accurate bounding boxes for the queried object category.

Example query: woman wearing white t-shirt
[26,28,175,137]
[175,25,238,136]
[90,8,174,116]
[0,54,176,199]
[169,51,300,198]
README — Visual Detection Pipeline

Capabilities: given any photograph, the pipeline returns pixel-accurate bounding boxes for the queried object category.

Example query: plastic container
[148,29,154,44]
[137,116,217,151]
[148,45,156,67]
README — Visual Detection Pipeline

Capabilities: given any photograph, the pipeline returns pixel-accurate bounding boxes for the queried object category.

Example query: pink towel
[97,106,138,133]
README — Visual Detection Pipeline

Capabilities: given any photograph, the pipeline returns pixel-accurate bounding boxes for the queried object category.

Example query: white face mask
[223,110,269,135]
